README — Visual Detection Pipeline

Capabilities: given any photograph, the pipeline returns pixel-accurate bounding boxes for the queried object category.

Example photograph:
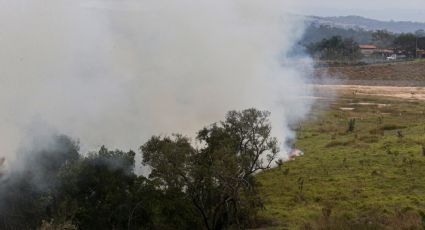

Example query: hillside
[257,93,425,229]
[301,23,373,45]
[308,15,425,34]
[301,15,425,45]
[314,60,425,86]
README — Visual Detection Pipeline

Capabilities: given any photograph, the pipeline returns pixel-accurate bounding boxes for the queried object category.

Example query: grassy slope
[257,94,425,229]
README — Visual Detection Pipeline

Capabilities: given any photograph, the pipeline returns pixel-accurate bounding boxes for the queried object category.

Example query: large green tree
[0,108,279,230]
[142,108,279,230]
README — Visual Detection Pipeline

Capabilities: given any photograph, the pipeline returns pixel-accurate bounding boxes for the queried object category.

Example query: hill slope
[308,15,425,33]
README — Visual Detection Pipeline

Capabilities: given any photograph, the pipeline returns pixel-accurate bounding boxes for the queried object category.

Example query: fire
[288,149,304,161]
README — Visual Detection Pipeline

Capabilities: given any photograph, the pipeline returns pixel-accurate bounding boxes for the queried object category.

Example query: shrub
[347,119,356,133]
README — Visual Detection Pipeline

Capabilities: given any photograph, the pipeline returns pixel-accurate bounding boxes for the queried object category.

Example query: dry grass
[315,60,425,86]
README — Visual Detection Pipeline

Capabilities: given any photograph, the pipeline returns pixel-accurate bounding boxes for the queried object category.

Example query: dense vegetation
[0,109,279,230]
[257,93,425,229]
[306,36,361,61]
[301,24,374,45]
[3,83,425,230]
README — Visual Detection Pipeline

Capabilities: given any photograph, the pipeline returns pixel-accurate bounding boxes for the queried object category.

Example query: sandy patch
[340,107,355,111]
[315,85,425,100]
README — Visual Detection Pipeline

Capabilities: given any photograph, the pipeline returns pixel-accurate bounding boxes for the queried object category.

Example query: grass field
[257,92,425,229]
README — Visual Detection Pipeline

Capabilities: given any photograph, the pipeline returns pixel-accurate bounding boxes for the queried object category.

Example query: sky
[290,0,425,22]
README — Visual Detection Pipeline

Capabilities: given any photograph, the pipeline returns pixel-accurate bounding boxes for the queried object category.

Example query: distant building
[417,49,425,58]
[375,49,394,57]
[359,44,377,56]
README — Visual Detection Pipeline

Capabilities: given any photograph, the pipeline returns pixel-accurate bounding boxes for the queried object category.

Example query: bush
[347,119,356,133]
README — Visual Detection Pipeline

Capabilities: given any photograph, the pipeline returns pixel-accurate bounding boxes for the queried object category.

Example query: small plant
[321,206,332,220]
[297,177,305,201]
[397,130,404,138]
[385,145,392,155]
[403,157,415,169]
[371,170,381,176]
[347,118,356,133]
[342,157,348,168]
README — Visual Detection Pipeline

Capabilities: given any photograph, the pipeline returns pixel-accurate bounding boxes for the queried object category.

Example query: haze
[292,0,425,22]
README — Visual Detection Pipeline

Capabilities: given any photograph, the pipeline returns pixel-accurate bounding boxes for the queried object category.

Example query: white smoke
[0,1,313,166]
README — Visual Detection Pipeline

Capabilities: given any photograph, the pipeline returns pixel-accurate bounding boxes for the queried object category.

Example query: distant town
[302,15,425,66]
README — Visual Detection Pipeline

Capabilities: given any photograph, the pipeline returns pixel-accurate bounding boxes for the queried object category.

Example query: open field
[257,89,425,229]
[314,60,425,86]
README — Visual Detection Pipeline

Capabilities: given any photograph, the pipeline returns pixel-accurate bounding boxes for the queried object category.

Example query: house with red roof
[359,44,378,56]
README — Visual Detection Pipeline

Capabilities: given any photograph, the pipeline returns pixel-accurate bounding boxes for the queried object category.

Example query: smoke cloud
[0,1,313,168]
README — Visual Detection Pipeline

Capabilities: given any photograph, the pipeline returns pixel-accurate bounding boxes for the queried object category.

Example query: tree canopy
[0,108,280,230]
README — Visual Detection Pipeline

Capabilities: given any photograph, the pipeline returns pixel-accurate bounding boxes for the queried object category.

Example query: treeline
[301,24,374,45]
[0,109,279,230]
[306,36,361,61]
[304,26,425,61]
[370,30,425,53]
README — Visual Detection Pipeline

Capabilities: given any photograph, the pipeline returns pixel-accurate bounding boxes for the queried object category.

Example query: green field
[257,94,425,229]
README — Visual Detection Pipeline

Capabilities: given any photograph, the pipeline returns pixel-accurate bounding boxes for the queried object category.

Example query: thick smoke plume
[0,1,313,168]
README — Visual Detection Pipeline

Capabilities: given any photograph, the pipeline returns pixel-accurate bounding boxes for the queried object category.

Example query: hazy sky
[291,0,425,22]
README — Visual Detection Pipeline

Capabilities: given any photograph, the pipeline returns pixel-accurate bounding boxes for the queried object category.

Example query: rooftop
[359,44,378,49]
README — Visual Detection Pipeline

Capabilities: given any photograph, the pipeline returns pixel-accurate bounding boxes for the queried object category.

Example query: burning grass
[256,94,425,229]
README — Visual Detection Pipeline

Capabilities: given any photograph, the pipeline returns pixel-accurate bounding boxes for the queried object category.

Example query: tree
[142,108,279,230]
[393,33,417,57]
[0,109,281,229]
[0,134,80,230]
[54,147,155,230]
[307,36,361,61]
[0,134,200,230]
[415,30,425,52]
[372,30,395,48]
[415,29,425,38]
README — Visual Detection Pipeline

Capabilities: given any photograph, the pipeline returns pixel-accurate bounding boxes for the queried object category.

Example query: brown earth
[313,60,425,100]
[314,60,425,86]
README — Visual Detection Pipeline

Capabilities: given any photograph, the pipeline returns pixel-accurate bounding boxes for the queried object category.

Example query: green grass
[256,95,425,229]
